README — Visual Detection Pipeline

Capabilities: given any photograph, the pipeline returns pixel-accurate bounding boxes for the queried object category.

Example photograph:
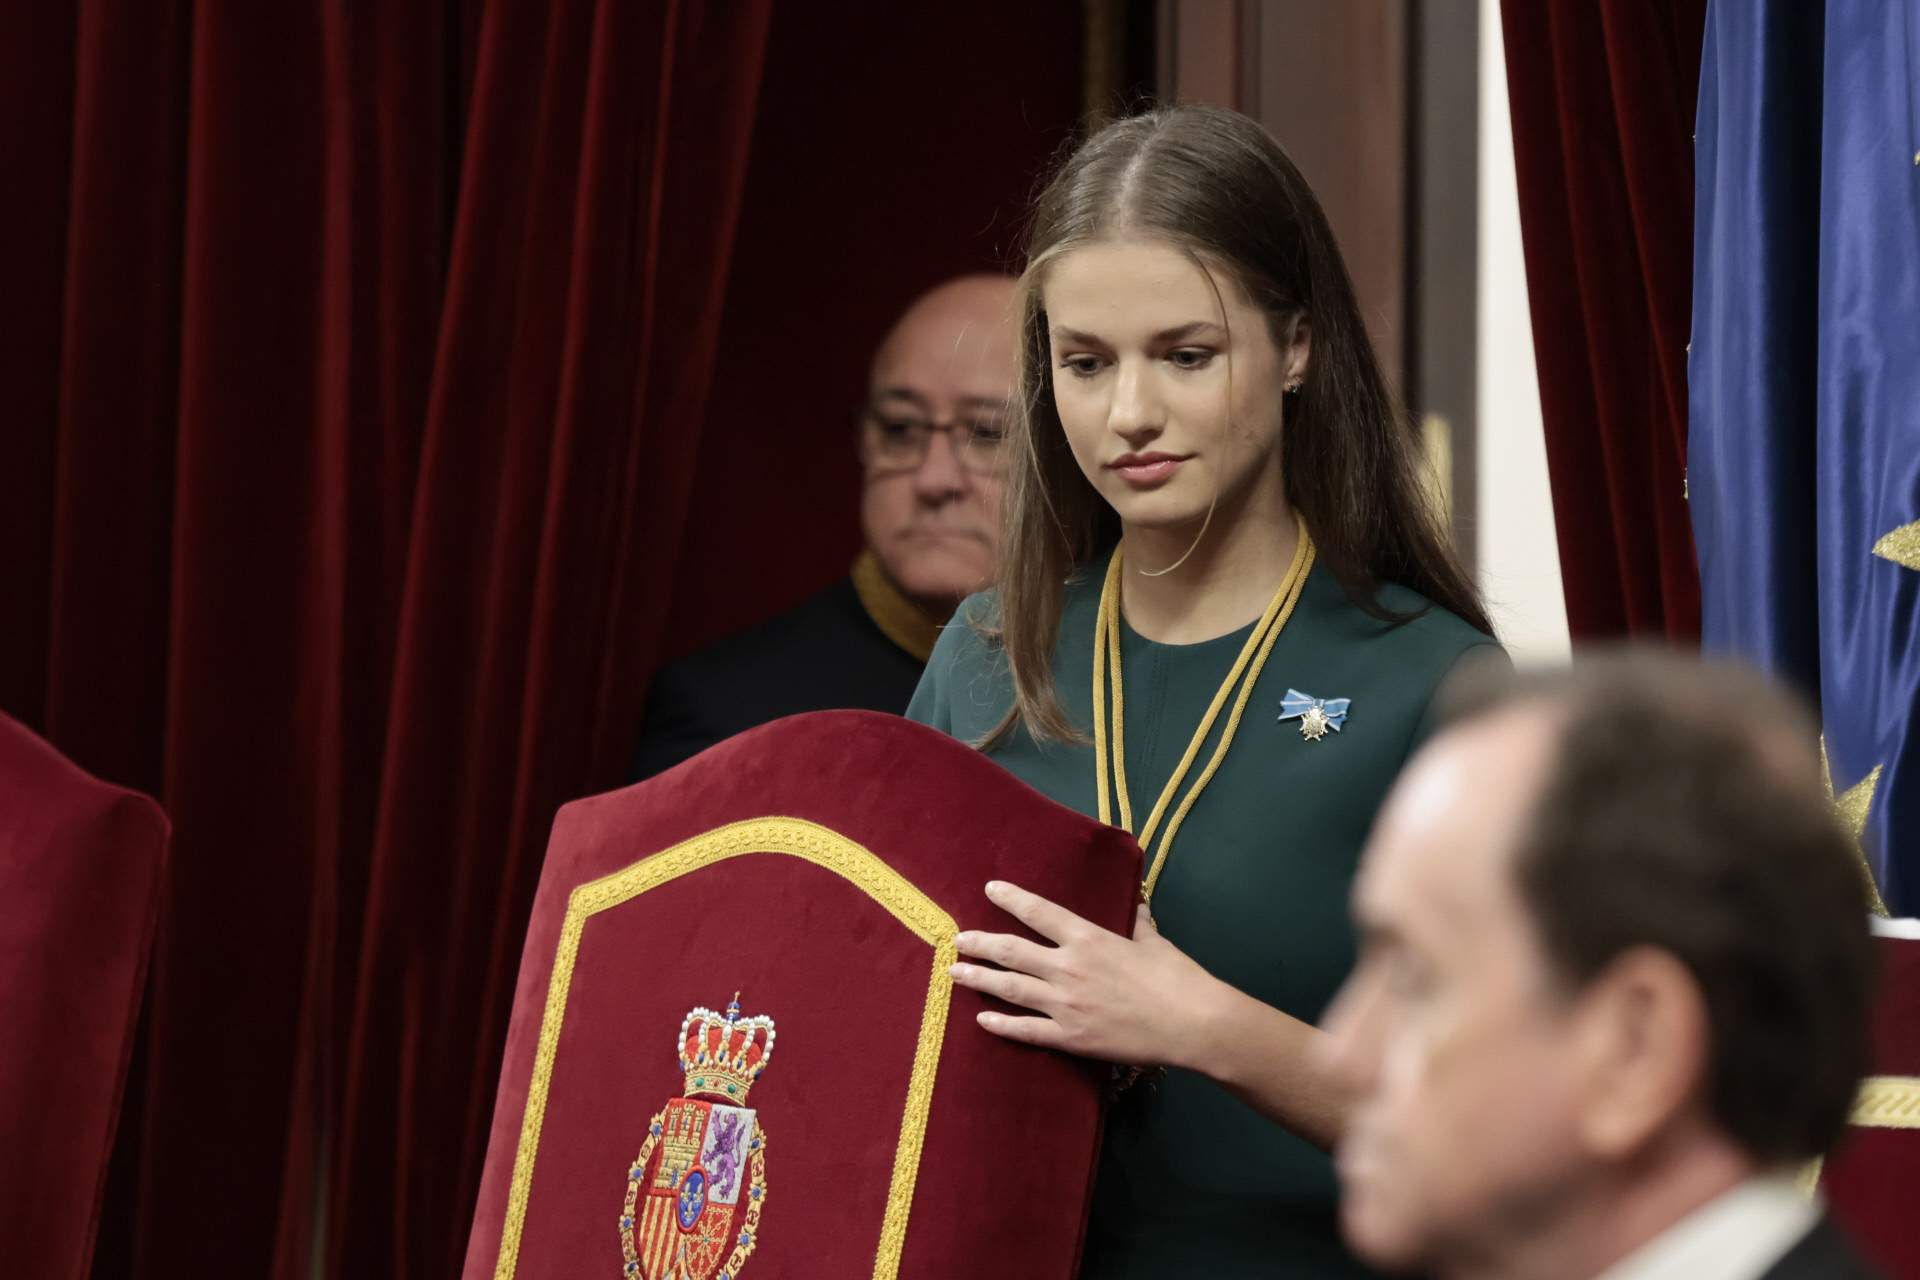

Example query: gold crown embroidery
[621,997,772,1280]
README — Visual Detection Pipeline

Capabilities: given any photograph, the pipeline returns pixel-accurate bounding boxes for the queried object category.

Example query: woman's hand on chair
[947,879,1227,1069]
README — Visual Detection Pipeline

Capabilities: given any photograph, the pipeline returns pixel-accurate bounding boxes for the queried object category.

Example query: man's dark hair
[1441,649,1876,1164]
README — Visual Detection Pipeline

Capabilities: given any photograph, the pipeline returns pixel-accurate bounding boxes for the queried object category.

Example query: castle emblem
[620,996,773,1280]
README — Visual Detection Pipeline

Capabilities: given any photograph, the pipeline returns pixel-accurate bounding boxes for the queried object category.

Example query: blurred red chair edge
[0,712,168,1280]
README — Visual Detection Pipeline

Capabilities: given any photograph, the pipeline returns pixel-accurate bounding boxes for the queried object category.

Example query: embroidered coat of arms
[620,998,773,1280]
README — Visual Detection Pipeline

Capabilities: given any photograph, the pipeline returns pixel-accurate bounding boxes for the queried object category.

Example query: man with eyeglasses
[631,274,1015,780]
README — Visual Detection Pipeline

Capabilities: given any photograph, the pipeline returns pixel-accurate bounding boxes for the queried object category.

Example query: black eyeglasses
[858,406,1010,475]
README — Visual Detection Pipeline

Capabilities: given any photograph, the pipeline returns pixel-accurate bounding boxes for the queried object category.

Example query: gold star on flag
[1821,737,1888,917]
[1874,519,1920,571]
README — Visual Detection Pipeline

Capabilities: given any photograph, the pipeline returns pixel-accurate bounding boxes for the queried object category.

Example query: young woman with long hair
[907,105,1503,1275]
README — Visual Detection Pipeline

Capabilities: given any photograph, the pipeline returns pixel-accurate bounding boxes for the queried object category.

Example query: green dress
[906,551,1501,1278]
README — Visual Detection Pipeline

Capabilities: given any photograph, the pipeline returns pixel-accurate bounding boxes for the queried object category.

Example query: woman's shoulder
[1303,567,1503,674]
[911,565,1108,730]
[1293,572,1506,752]
[931,590,999,660]
[908,590,1013,735]
[1366,584,1508,746]
[936,560,1107,657]
[1372,580,1499,654]
[919,589,1014,698]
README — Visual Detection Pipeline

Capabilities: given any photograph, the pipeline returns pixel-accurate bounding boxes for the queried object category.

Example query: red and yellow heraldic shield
[461,712,1143,1280]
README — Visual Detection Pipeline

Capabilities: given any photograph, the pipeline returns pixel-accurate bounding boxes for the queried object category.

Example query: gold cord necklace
[1092,516,1315,902]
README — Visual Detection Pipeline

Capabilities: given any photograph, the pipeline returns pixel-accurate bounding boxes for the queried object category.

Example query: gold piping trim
[1798,1075,1920,1197]
[1852,1075,1920,1129]
[852,550,943,662]
[1797,1156,1822,1198]
[1093,519,1315,901]
[494,816,957,1280]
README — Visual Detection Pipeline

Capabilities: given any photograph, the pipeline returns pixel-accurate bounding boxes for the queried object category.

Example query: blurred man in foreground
[632,274,1015,779]
[1323,653,1879,1280]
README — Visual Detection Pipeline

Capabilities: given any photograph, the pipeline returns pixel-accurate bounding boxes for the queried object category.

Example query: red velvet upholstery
[0,712,167,1279]
[1824,927,1920,1278]
[462,711,1142,1279]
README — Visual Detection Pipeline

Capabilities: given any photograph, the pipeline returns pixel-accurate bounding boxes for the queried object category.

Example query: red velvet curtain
[0,2,770,1276]
[1499,0,1707,641]
[665,3,1084,651]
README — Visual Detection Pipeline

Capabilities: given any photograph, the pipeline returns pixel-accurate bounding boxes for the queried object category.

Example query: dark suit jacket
[1761,1216,1883,1280]
[630,577,927,780]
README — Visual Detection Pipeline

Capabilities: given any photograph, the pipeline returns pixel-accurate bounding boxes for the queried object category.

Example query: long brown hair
[984,104,1491,746]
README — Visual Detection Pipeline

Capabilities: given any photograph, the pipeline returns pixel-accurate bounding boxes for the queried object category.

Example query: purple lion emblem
[705,1109,746,1200]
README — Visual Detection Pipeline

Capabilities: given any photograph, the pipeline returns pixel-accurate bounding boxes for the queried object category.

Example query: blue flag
[1691,0,1920,915]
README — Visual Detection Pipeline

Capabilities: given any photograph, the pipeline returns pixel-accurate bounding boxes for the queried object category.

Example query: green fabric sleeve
[1407,640,1512,751]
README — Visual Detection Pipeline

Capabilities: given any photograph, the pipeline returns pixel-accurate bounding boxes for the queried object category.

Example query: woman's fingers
[949,961,1054,1014]
[983,879,1092,944]
[975,1010,1070,1050]
[952,929,1058,977]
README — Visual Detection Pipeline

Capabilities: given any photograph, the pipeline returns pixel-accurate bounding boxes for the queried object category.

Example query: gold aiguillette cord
[1092,517,1315,903]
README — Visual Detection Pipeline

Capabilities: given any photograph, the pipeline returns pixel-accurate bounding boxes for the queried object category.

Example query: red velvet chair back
[461,711,1142,1280]
[0,712,168,1280]
[1822,921,1920,1276]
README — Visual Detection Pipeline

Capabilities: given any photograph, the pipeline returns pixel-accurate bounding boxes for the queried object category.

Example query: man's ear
[1569,947,1712,1161]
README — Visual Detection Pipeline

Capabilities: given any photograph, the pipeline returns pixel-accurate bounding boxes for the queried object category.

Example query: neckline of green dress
[1104,552,1317,656]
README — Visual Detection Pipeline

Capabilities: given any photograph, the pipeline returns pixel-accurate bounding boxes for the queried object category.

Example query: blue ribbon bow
[1278,688,1350,733]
